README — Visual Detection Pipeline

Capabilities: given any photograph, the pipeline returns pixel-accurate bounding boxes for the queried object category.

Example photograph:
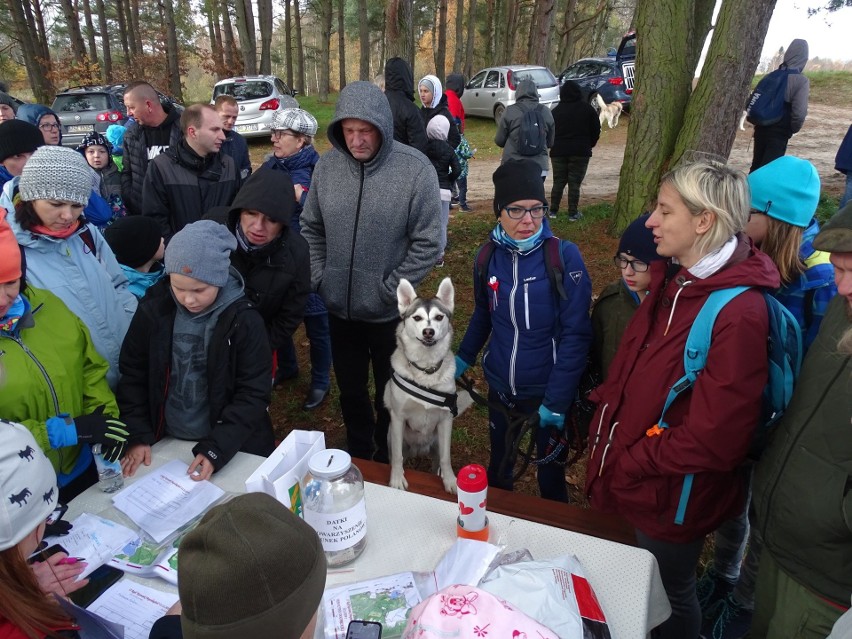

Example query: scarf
[235,223,263,253]
[683,235,738,279]
[0,294,26,334]
[492,223,544,253]
[419,75,443,108]
[31,219,81,239]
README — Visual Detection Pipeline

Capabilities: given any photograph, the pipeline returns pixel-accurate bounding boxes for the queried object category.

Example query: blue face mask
[498,223,544,252]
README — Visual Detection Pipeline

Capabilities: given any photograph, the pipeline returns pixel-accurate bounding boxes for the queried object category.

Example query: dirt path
[466,101,852,205]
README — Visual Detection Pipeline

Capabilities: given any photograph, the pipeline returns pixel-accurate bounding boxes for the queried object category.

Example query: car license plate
[67,125,94,133]
[236,124,258,133]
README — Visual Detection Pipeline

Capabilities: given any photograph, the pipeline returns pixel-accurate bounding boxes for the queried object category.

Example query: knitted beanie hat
[165,220,236,287]
[813,201,852,253]
[76,131,113,155]
[272,108,318,137]
[0,209,21,282]
[426,115,450,141]
[0,92,18,114]
[747,156,820,228]
[0,120,43,163]
[104,216,162,268]
[493,159,547,217]
[178,493,327,639]
[617,213,662,265]
[19,145,91,206]
[0,420,58,551]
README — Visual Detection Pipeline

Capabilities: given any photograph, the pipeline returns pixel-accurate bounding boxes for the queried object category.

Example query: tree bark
[114,0,132,62]
[234,0,257,75]
[162,0,183,101]
[338,0,347,89]
[94,0,112,81]
[294,0,306,93]
[58,0,89,61]
[131,0,143,61]
[435,0,448,81]
[358,0,370,80]
[6,0,54,102]
[556,0,579,70]
[258,0,273,74]
[672,0,777,163]
[527,0,554,66]
[219,0,238,73]
[317,0,333,100]
[385,0,414,71]
[29,0,51,64]
[284,0,294,86]
[82,0,99,65]
[463,0,477,78]
[452,0,464,73]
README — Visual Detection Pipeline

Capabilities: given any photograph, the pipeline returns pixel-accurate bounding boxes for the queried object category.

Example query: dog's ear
[397,278,417,315]
[436,277,454,313]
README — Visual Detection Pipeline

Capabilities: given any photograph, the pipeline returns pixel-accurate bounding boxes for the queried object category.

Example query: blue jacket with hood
[457,222,592,413]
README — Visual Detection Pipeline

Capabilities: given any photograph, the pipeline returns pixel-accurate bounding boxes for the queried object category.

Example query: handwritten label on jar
[304,498,367,551]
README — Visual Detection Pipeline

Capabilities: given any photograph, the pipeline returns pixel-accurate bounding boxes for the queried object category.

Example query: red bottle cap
[456,464,487,493]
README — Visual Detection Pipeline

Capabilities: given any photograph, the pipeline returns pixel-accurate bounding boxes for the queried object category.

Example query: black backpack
[746,68,797,127]
[517,104,548,156]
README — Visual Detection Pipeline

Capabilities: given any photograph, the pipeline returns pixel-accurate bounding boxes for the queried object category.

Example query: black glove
[44,520,73,537]
[73,405,130,447]
[99,440,127,464]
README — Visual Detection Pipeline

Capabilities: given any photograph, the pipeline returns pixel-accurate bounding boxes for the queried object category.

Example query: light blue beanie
[748,156,820,228]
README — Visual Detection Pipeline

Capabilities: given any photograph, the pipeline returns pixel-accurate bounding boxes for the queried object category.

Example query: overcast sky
[762,0,852,61]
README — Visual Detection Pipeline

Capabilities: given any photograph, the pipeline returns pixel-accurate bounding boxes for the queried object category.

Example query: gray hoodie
[781,39,810,133]
[494,79,556,172]
[301,81,441,323]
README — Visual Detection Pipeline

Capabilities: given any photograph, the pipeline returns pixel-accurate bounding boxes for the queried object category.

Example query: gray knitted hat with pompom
[19,145,91,206]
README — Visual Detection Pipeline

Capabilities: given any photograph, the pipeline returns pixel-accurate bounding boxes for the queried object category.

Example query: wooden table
[356,459,637,546]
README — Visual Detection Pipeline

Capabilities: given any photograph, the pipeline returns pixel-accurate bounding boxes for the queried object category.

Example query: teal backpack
[653,286,803,525]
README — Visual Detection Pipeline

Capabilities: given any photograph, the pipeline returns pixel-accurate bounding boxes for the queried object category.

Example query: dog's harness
[391,370,459,417]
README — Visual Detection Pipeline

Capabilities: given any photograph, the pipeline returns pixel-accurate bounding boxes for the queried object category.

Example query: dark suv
[558,31,636,111]
[52,84,181,148]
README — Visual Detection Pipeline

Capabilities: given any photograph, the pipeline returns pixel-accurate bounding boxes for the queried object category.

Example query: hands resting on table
[120,444,214,481]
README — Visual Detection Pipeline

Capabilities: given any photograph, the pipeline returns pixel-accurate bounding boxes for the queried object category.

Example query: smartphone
[46,502,68,525]
[27,543,68,565]
[346,620,382,639]
[69,564,124,608]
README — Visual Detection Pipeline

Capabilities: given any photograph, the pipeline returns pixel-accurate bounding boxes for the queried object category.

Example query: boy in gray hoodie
[301,81,441,462]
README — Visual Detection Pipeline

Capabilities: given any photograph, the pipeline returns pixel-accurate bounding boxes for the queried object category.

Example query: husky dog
[595,94,623,129]
[384,277,471,493]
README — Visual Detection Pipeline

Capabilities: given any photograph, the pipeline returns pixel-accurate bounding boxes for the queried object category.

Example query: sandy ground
[465,101,852,204]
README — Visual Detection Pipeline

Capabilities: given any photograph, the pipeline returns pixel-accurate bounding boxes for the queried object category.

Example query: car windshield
[513,68,557,88]
[213,81,273,101]
[52,94,111,113]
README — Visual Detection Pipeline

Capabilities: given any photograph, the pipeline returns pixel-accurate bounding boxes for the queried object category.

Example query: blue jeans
[487,388,569,502]
[713,469,760,609]
[457,176,468,206]
[276,313,332,390]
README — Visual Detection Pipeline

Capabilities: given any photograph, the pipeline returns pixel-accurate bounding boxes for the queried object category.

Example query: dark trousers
[550,156,590,216]
[276,313,332,390]
[328,314,398,463]
[636,529,705,639]
[487,388,569,502]
[457,176,468,206]
[750,127,790,173]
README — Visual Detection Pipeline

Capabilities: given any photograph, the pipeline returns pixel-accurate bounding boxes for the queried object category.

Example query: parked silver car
[461,65,560,122]
[211,75,297,139]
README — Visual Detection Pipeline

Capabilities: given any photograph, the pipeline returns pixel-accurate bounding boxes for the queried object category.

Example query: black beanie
[104,216,162,268]
[492,159,547,217]
[617,213,662,265]
[0,120,43,163]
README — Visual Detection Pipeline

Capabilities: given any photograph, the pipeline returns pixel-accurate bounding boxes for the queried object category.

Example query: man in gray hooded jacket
[750,38,810,173]
[301,81,441,463]
[495,78,555,178]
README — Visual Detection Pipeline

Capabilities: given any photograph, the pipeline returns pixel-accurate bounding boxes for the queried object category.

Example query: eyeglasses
[39,123,60,131]
[613,256,650,272]
[503,205,548,219]
[271,129,299,139]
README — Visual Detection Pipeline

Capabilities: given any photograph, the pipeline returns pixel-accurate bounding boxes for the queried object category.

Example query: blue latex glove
[538,404,565,431]
[454,355,470,379]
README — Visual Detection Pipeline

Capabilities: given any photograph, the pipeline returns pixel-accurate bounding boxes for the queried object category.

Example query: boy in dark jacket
[384,57,428,154]
[549,81,600,221]
[425,115,461,267]
[118,220,274,481]
[77,131,127,219]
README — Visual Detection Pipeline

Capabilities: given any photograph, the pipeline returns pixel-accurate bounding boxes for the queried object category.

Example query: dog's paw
[389,468,409,491]
[442,476,458,494]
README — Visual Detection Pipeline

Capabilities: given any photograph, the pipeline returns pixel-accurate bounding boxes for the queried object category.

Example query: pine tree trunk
[58,0,88,61]
[463,0,477,78]
[318,0,332,100]
[673,0,777,163]
[294,0,305,93]
[131,0,143,60]
[162,0,183,101]
[258,0,273,74]
[338,0,346,89]
[28,0,51,65]
[452,0,464,73]
[528,0,554,66]
[114,0,132,62]
[6,0,53,102]
[435,0,447,82]
[358,0,370,80]
[219,0,238,73]
[385,0,414,72]
[284,0,293,86]
[95,0,112,81]
[234,0,257,75]
[82,0,99,65]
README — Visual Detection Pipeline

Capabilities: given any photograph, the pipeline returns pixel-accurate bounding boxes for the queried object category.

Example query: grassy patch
[815,192,841,224]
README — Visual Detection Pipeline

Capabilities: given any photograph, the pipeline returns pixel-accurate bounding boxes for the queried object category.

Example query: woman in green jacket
[0,210,126,500]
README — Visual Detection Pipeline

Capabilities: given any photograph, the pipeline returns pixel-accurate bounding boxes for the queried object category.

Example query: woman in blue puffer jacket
[456,160,592,502]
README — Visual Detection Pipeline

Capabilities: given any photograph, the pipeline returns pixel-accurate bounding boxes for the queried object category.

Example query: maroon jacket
[585,236,780,542]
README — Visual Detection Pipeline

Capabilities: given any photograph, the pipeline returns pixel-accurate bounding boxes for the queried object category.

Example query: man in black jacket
[121,81,182,215]
[384,57,428,154]
[143,104,240,242]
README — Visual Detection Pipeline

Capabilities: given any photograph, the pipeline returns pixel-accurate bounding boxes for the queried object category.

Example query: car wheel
[589,93,601,113]
[494,104,505,123]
